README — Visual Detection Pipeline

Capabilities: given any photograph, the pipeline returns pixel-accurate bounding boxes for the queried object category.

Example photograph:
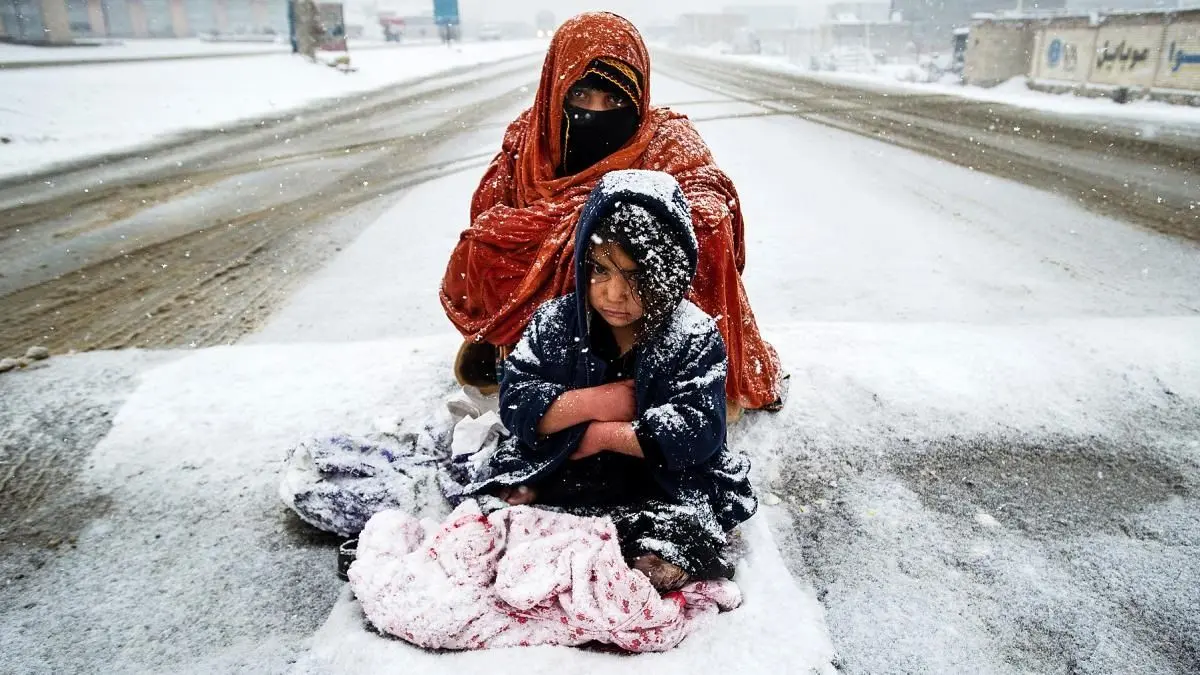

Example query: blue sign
[1047,38,1063,67]
[433,0,460,26]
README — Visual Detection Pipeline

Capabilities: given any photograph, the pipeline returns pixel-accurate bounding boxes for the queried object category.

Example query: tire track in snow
[657,53,1199,242]
[0,62,538,357]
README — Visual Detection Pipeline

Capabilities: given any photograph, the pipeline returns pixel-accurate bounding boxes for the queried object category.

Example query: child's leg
[631,553,691,592]
[494,484,536,505]
[610,498,735,585]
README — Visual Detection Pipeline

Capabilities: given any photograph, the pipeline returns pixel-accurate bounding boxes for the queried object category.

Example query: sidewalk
[0,38,287,68]
[683,48,1200,127]
[0,38,480,69]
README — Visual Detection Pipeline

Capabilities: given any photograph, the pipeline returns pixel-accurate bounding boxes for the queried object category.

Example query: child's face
[587,242,645,329]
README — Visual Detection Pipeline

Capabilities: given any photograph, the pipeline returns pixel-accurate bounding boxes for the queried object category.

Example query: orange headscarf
[514,13,655,205]
[441,12,782,409]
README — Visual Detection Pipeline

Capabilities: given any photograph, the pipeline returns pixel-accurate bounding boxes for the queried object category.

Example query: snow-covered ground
[0,40,546,181]
[2,57,1199,673]
[695,49,1200,126]
[0,37,289,63]
[0,37,445,64]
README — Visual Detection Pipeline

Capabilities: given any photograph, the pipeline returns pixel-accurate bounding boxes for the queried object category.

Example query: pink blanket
[348,501,741,652]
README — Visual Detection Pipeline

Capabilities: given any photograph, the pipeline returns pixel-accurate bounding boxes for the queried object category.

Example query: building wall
[140,0,176,36]
[15,0,294,40]
[127,0,148,35]
[87,0,107,35]
[893,0,1068,49]
[676,12,749,46]
[1027,9,1200,94]
[1030,21,1096,82]
[0,0,45,41]
[827,2,891,23]
[726,4,802,30]
[168,0,188,35]
[184,0,215,34]
[783,27,822,61]
[103,0,134,36]
[213,0,228,31]
[1155,15,1200,91]
[223,0,254,29]
[964,19,1038,86]
[39,0,74,41]
[65,0,91,34]
[822,22,914,57]
[1089,17,1168,88]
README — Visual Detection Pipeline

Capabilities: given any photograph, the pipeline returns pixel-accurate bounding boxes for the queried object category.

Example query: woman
[440,12,783,414]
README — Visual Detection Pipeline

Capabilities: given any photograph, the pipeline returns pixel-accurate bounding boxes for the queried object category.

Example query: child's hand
[495,485,537,505]
[589,380,636,422]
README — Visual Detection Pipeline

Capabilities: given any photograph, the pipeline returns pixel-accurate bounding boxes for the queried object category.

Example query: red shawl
[440,12,780,409]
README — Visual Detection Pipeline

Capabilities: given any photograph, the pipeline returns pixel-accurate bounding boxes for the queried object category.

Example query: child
[467,169,757,592]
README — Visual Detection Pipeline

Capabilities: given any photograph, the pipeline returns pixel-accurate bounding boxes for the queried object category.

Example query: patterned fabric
[279,428,448,538]
[281,388,496,536]
[583,57,644,111]
[349,501,742,652]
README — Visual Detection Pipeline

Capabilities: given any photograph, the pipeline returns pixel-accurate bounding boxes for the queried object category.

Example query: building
[963,6,1200,97]
[828,2,894,23]
[723,4,803,30]
[820,16,914,57]
[1028,7,1200,98]
[890,0,1069,49]
[0,0,289,43]
[675,12,749,46]
[962,16,1041,85]
[720,3,812,54]
[1067,0,1181,10]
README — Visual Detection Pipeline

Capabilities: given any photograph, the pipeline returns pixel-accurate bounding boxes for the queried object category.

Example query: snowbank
[695,51,1200,126]
[0,38,288,64]
[4,314,1196,671]
[0,40,545,180]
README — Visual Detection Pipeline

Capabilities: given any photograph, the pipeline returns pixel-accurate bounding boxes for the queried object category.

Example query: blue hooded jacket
[469,170,756,531]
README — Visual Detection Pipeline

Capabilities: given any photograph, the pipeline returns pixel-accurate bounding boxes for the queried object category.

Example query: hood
[573,170,698,342]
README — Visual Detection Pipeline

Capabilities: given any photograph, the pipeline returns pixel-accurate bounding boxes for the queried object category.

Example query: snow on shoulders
[533,295,574,326]
[670,300,718,338]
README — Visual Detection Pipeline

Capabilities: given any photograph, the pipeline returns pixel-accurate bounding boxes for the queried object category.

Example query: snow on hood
[572,170,698,340]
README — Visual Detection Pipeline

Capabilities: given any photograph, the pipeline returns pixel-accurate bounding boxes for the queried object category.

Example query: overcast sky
[450,1,828,27]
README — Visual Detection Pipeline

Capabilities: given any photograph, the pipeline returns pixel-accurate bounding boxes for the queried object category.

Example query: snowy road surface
[658,53,1200,241]
[0,54,543,354]
[2,52,1199,673]
[0,41,547,181]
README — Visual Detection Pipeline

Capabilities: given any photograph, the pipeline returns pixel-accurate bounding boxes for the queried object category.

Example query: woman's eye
[591,262,608,277]
[608,95,626,108]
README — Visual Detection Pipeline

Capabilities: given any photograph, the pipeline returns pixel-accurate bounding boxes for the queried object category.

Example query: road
[659,53,1199,240]
[653,54,1200,674]
[2,52,1196,358]
[1,51,1198,674]
[0,55,541,356]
